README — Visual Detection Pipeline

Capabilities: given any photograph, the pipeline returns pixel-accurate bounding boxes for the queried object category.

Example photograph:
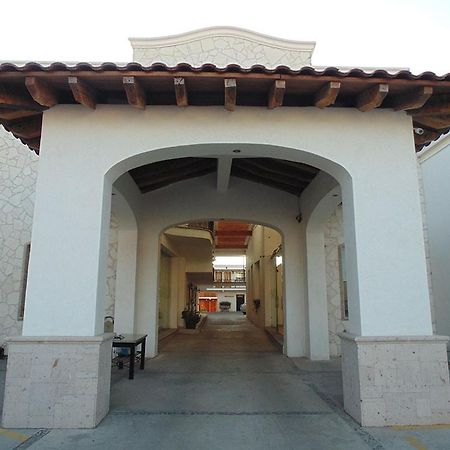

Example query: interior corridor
[159,311,279,353]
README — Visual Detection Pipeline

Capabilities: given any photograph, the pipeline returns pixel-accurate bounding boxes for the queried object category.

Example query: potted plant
[181,309,201,329]
[182,282,201,329]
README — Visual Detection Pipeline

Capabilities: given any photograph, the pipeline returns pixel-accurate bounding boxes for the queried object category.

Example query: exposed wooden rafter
[68,77,97,109]
[6,116,42,139]
[314,81,341,108]
[245,159,316,183]
[357,84,389,112]
[268,80,285,109]
[0,84,42,110]
[224,78,237,111]
[0,109,40,120]
[25,77,59,107]
[391,86,433,111]
[123,77,146,109]
[409,94,450,116]
[0,67,449,154]
[232,166,302,195]
[174,77,188,106]
[24,137,41,151]
[414,129,441,146]
[215,230,252,236]
[235,159,309,188]
[414,114,450,130]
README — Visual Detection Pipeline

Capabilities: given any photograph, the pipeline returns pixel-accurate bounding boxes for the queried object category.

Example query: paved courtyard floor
[0,312,450,449]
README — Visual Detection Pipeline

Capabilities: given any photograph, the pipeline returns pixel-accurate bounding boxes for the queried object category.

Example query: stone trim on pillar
[340,332,450,426]
[2,334,113,429]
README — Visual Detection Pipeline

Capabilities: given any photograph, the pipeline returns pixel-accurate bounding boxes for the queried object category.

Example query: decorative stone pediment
[129,27,315,69]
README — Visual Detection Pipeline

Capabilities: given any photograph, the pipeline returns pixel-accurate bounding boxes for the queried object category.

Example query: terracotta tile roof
[0,62,449,154]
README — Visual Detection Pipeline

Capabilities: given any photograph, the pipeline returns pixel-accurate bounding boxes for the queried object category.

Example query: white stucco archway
[10,105,438,428]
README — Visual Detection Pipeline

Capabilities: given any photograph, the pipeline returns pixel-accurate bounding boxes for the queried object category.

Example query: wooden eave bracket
[68,76,97,109]
[314,82,341,108]
[392,86,433,111]
[357,83,389,112]
[268,80,286,109]
[174,77,188,106]
[408,93,450,116]
[123,76,146,109]
[224,79,237,111]
[0,83,42,110]
[25,77,59,107]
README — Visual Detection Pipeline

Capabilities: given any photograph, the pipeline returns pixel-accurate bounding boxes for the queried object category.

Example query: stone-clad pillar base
[340,333,450,427]
[2,334,113,428]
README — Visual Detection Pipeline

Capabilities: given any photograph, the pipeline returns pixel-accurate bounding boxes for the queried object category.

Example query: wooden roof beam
[268,80,285,109]
[217,156,232,193]
[224,78,237,111]
[0,109,41,120]
[215,230,252,236]
[239,159,313,185]
[24,137,41,151]
[174,77,188,106]
[25,77,59,107]
[413,114,450,130]
[357,84,389,112]
[414,129,441,146]
[232,164,306,193]
[6,116,42,139]
[123,76,146,109]
[409,94,450,116]
[391,86,433,111]
[68,77,97,109]
[314,81,341,108]
[0,83,42,110]
[232,168,302,195]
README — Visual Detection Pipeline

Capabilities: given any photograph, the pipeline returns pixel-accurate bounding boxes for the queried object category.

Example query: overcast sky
[1,0,448,74]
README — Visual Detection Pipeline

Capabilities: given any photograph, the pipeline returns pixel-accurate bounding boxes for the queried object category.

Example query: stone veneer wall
[0,127,38,347]
[131,29,314,69]
[0,126,118,347]
[324,204,348,356]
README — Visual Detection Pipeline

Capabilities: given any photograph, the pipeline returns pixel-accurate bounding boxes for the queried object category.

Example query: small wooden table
[112,334,147,380]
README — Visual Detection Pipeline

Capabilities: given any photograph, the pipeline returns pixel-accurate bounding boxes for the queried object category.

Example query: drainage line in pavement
[111,410,334,416]
[305,383,385,450]
[14,429,50,449]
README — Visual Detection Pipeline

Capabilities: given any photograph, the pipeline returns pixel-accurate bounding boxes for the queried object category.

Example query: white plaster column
[341,166,432,337]
[134,225,160,357]
[283,227,307,357]
[111,194,138,334]
[23,159,112,337]
[306,229,330,360]
[338,145,450,426]
[169,257,185,329]
[4,128,114,428]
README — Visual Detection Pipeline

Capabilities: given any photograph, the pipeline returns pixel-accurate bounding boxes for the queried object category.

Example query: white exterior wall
[419,138,450,341]
[19,106,432,353]
[0,127,38,346]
